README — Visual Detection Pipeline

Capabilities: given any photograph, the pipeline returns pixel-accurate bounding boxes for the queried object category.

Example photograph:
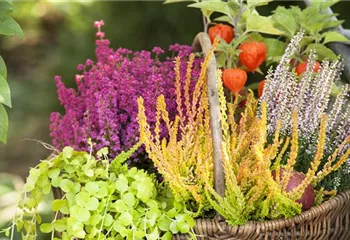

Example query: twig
[192,33,225,197]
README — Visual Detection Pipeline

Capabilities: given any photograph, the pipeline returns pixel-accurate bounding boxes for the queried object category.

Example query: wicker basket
[170,33,350,240]
[173,190,350,240]
[52,33,350,240]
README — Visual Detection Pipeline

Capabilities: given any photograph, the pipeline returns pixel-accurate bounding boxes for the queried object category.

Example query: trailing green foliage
[2,144,195,239]
[0,1,23,143]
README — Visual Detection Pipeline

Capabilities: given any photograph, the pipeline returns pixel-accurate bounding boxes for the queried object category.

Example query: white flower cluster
[260,31,349,157]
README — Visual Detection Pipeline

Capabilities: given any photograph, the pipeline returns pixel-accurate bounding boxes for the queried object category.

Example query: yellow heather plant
[204,69,350,225]
[137,41,219,215]
[138,42,350,224]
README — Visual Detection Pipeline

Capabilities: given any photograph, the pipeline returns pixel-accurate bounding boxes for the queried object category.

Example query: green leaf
[115,199,128,212]
[214,15,231,24]
[76,191,90,206]
[323,20,343,30]
[263,38,287,64]
[62,146,74,159]
[95,185,108,198]
[147,227,160,240]
[48,168,60,179]
[85,197,99,211]
[331,83,340,96]
[0,55,7,79]
[40,223,54,233]
[176,220,190,233]
[247,0,271,8]
[59,179,74,192]
[246,14,284,35]
[169,221,178,234]
[0,15,24,39]
[157,215,171,231]
[323,31,349,44]
[51,176,62,188]
[86,182,99,195]
[0,74,11,107]
[310,0,339,11]
[119,212,132,226]
[133,230,146,238]
[122,192,136,207]
[103,213,113,227]
[0,2,13,15]
[90,213,102,226]
[188,1,231,16]
[115,175,128,193]
[161,232,173,240]
[305,43,338,60]
[54,218,67,232]
[0,104,8,143]
[52,199,67,211]
[272,6,298,38]
[163,0,195,4]
[75,206,90,222]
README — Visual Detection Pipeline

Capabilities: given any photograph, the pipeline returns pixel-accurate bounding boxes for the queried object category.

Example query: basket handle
[192,32,225,197]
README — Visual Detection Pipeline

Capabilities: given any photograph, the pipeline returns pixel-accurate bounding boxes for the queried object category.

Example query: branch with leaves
[0,1,24,143]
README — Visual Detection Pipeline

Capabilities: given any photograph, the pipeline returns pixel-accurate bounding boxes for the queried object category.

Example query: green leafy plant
[165,0,347,96]
[0,1,24,143]
[2,143,195,239]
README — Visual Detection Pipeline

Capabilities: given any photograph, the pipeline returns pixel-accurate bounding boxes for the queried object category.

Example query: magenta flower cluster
[50,21,202,162]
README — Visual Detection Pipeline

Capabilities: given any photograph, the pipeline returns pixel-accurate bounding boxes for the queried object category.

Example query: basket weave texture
[173,190,350,240]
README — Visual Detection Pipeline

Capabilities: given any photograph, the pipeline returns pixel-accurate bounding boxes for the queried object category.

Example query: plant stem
[202,13,208,33]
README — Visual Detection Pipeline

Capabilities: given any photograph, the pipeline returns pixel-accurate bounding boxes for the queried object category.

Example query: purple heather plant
[50,21,202,164]
[260,31,350,190]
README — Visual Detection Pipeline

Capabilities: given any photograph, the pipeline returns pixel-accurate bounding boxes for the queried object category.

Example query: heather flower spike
[260,31,350,190]
[50,21,202,166]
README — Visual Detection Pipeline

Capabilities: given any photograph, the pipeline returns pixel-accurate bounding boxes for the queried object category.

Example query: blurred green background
[0,1,349,239]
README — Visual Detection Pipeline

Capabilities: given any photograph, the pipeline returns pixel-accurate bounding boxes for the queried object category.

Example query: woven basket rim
[191,189,350,232]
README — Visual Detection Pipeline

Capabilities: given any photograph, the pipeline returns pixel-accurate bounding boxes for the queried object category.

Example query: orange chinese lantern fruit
[258,80,266,98]
[208,24,234,44]
[239,41,267,72]
[223,68,247,95]
[295,59,321,75]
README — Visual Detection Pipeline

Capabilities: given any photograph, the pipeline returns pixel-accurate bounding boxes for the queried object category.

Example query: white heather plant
[260,31,350,191]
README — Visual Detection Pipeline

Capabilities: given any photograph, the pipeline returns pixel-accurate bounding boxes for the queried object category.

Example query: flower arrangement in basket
[2,1,350,239]
[138,31,350,238]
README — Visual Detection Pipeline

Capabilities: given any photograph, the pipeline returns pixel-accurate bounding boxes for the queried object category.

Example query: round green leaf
[115,175,128,193]
[103,213,113,227]
[119,212,132,226]
[85,197,99,211]
[76,191,90,206]
[62,146,74,159]
[122,192,136,207]
[54,219,67,232]
[115,199,128,212]
[59,179,74,192]
[40,223,54,233]
[176,220,190,234]
[85,182,99,195]
[48,168,60,179]
[76,207,90,222]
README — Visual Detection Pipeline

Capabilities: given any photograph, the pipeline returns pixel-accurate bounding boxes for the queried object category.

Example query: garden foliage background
[0,1,350,239]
